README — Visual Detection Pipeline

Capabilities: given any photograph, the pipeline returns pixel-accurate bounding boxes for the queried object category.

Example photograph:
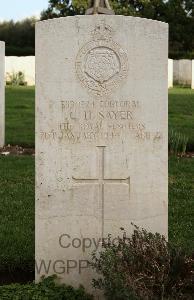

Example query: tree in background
[41,0,88,19]
[111,0,194,57]
[0,18,35,56]
[165,0,194,57]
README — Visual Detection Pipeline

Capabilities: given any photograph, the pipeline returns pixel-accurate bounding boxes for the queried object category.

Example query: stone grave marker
[173,59,192,86]
[0,42,5,148]
[36,13,168,296]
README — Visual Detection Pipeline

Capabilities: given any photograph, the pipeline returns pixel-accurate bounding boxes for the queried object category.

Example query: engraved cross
[72,146,130,237]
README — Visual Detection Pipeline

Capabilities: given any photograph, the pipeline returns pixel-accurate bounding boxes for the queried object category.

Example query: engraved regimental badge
[75,23,128,96]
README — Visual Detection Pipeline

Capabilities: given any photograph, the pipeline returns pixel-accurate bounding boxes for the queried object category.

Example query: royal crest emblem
[75,23,128,96]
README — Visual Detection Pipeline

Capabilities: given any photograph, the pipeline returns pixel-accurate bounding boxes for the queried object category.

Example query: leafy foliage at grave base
[6,71,27,86]
[0,275,93,300]
[91,226,194,300]
[168,129,188,156]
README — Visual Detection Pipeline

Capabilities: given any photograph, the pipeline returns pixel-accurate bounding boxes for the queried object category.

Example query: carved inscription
[75,23,128,96]
[40,99,163,144]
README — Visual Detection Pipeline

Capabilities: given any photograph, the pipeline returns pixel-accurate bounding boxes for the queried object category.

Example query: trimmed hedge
[6,46,35,56]
[169,51,194,60]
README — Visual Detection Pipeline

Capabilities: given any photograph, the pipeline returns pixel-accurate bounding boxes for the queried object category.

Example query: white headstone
[173,59,192,86]
[192,60,194,89]
[0,42,5,148]
[168,59,173,88]
[36,15,168,296]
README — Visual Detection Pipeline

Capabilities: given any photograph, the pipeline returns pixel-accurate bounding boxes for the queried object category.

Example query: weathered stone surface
[168,59,173,88]
[36,15,168,297]
[0,42,5,148]
[173,59,192,86]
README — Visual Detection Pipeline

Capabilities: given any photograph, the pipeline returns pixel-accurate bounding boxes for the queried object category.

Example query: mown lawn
[169,157,194,253]
[169,87,194,150]
[0,156,34,278]
[5,86,35,147]
[0,86,193,279]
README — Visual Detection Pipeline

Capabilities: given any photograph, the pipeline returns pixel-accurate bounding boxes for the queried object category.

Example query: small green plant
[6,71,27,86]
[91,226,194,300]
[0,275,93,300]
[169,129,188,156]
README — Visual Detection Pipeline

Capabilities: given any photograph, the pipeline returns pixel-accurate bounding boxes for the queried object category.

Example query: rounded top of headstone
[0,41,5,51]
[36,15,168,28]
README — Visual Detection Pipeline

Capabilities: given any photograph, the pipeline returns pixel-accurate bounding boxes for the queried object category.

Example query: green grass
[0,156,34,273]
[169,87,194,150]
[169,157,194,253]
[5,86,35,148]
